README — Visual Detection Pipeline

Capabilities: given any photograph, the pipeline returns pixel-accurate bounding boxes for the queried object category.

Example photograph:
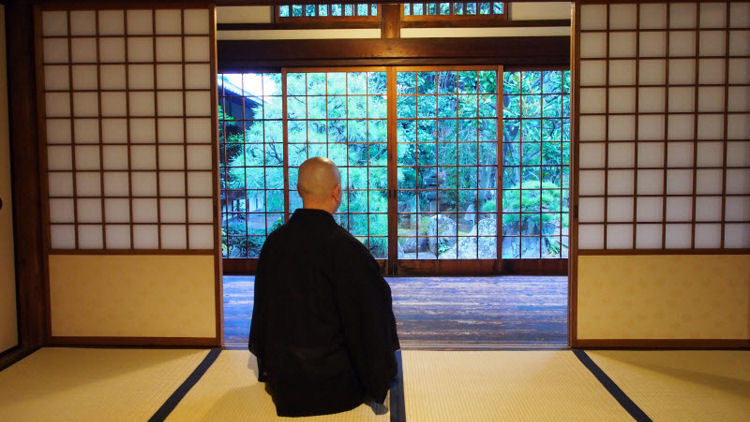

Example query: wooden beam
[4,0,47,366]
[218,36,570,71]
[380,3,400,39]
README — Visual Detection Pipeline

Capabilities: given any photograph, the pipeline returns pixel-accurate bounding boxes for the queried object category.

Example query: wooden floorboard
[224,276,568,348]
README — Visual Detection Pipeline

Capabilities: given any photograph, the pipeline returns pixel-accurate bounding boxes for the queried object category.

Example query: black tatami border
[390,350,406,422]
[573,349,652,422]
[149,348,222,422]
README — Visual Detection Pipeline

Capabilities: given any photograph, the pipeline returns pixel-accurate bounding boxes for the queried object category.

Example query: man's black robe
[249,208,400,417]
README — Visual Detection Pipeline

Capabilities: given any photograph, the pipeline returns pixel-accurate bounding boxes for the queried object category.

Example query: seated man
[249,157,400,417]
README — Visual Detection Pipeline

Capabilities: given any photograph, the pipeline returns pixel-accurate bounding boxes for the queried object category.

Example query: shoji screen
[38,5,220,345]
[573,1,750,345]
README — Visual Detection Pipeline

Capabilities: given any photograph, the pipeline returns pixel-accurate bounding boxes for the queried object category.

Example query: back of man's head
[297,157,341,213]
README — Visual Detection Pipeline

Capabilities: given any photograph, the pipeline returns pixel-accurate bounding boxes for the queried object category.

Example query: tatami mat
[168,350,389,421]
[586,350,750,422]
[401,350,631,421]
[0,347,209,421]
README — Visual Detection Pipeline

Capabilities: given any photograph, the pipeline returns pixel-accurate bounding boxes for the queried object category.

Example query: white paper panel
[103,172,129,196]
[127,10,153,35]
[669,31,696,56]
[609,32,636,58]
[667,115,694,140]
[49,172,74,196]
[700,3,726,29]
[43,38,69,63]
[74,146,100,171]
[666,169,693,195]
[666,142,693,167]
[637,115,665,141]
[77,198,102,223]
[580,5,606,31]
[160,172,186,196]
[638,60,665,85]
[698,86,724,113]
[608,142,634,168]
[184,9,210,34]
[670,3,697,29]
[608,88,635,113]
[637,142,664,167]
[667,87,695,113]
[105,198,130,223]
[695,142,723,167]
[72,119,98,144]
[728,87,750,112]
[636,169,663,195]
[696,168,723,196]
[695,196,722,221]
[105,225,131,249]
[694,223,721,248]
[99,10,125,35]
[156,64,183,89]
[188,198,214,223]
[725,197,750,222]
[131,172,157,196]
[664,223,691,248]
[636,224,662,249]
[130,118,156,143]
[48,146,72,170]
[726,169,750,194]
[50,225,76,249]
[98,38,125,63]
[71,65,97,90]
[133,224,159,249]
[636,197,663,222]
[607,115,635,141]
[579,170,604,196]
[187,172,213,196]
[46,119,72,144]
[156,37,183,62]
[578,224,604,249]
[724,224,750,248]
[730,3,750,28]
[698,30,726,56]
[640,4,666,29]
[100,65,126,90]
[729,30,750,55]
[727,114,750,140]
[185,64,211,89]
[578,115,605,141]
[161,225,187,249]
[158,145,185,170]
[666,196,692,222]
[185,92,211,116]
[184,36,210,61]
[607,169,634,195]
[160,198,186,223]
[609,4,637,30]
[100,92,127,117]
[46,92,71,117]
[127,37,154,62]
[49,198,75,223]
[727,142,750,167]
[129,92,156,116]
[578,197,603,222]
[187,145,213,170]
[606,60,634,86]
[668,58,695,84]
[72,92,99,117]
[101,119,128,143]
[45,65,69,90]
[157,92,183,116]
[158,118,185,143]
[696,114,724,140]
[638,87,665,113]
[155,10,182,35]
[42,11,68,36]
[639,32,666,57]
[698,59,725,84]
[130,145,156,170]
[578,143,605,168]
[186,118,212,143]
[132,198,158,223]
[70,38,96,63]
[128,64,155,89]
[102,145,128,170]
[580,33,606,58]
[189,225,214,249]
[75,172,100,196]
[606,224,633,249]
[728,59,750,84]
[607,197,633,222]
[77,225,103,249]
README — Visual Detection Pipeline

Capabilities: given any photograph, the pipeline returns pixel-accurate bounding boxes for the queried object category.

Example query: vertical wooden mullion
[662,4,670,250]
[151,9,162,249]
[720,1,730,248]
[241,70,249,250]
[518,72,525,259]
[282,69,289,222]
[124,10,135,249]
[66,11,79,249]
[95,10,107,249]
[387,67,398,273]
[208,4,223,345]
[602,4,609,251]
[366,72,371,251]
[180,9,190,249]
[538,70,543,258]
[690,4,700,249]
[496,65,503,265]
[261,74,269,238]
[632,4,640,249]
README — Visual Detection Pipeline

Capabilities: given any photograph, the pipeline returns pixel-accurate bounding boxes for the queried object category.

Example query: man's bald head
[297,157,342,212]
